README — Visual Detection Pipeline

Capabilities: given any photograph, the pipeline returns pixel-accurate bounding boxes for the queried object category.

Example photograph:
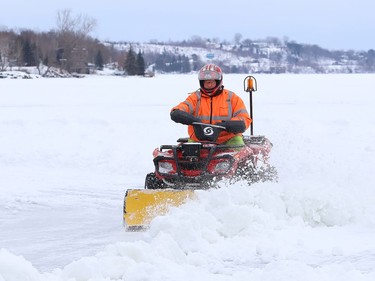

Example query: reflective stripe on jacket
[172,89,252,143]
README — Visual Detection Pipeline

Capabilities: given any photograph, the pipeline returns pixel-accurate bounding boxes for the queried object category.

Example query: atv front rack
[153,142,241,187]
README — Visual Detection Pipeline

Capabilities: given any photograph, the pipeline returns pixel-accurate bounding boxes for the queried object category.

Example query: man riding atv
[171,64,252,146]
[123,69,277,230]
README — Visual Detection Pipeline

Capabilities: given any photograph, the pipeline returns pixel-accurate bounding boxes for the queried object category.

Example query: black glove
[170,109,200,125]
[216,120,246,134]
[214,121,227,129]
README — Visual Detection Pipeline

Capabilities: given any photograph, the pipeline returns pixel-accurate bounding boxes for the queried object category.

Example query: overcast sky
[1,0,374,51]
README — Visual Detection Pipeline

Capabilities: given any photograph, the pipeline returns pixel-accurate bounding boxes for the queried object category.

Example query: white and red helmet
[198,64,223,95]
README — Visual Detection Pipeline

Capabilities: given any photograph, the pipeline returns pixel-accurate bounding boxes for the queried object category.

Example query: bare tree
[0,32,11,70]
[55,9,97,73]
[56,9,96,36]
[233,33,242,45]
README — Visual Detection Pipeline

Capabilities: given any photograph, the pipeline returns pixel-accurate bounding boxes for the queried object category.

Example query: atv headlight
[213,160,231,173]
[158,161,175,174]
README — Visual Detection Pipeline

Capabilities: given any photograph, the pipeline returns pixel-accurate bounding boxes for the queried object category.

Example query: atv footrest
[244,135,267,145]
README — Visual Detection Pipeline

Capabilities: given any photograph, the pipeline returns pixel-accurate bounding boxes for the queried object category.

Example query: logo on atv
[203,126,214,136]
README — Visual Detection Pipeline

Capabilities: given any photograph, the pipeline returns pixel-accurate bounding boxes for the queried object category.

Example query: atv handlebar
[192,122,226,130]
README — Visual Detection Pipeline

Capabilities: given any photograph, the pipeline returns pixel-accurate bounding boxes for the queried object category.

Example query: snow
[1,73,375,280]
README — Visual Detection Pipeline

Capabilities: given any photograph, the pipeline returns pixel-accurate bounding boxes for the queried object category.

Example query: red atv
[145,122,276,189]
[145,76,277,190]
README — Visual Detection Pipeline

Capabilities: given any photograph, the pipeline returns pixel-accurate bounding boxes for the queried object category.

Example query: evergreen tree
[365,49,375,72]
[181,55,191,73]
[124,45,137,75]
[155,56,165,72]
[136,50,145,75]
[22,39,36,66]
[43,55,49,66]
[95,50,104,70]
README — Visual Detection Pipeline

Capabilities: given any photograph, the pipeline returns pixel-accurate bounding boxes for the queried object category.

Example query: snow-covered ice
[1,73,375,280]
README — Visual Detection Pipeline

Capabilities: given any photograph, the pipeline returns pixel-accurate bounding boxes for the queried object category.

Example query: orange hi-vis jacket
[172,89,252,143]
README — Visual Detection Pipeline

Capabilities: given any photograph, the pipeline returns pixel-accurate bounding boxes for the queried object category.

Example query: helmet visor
[198,70,222,81]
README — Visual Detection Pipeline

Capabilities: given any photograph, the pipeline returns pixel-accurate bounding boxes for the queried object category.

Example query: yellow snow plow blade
[123,189,195,230]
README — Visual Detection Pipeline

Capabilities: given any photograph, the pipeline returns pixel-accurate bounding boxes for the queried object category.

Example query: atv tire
[145,172,167,189]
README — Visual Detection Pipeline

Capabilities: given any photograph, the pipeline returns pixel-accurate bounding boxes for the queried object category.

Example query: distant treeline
[1,10,375,75]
